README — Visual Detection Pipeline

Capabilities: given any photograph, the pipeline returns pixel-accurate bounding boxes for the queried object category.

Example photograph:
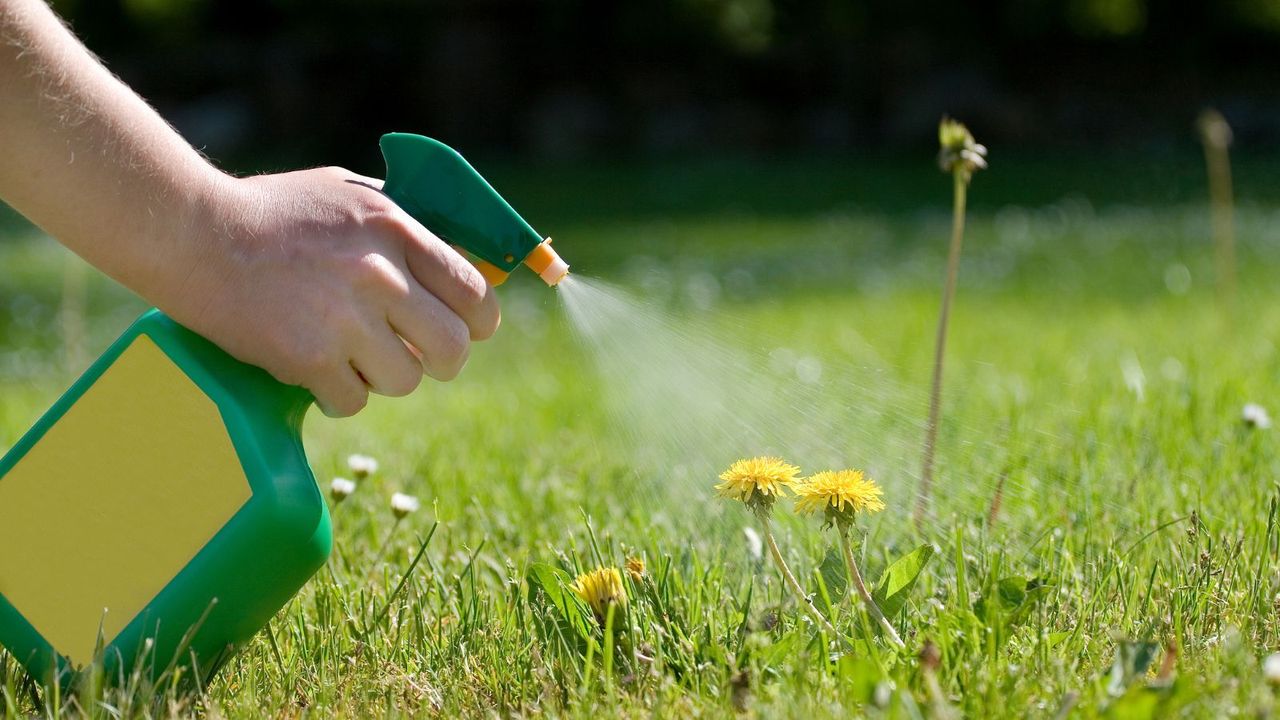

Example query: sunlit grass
[2,166,1280,716]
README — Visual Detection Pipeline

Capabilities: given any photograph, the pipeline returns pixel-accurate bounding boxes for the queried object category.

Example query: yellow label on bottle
[0,335,251,667]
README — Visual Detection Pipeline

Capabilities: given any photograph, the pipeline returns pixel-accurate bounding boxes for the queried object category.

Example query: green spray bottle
[0,134,568,685]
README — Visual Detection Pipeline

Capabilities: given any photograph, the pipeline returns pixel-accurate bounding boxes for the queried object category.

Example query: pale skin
[0,0,500,417]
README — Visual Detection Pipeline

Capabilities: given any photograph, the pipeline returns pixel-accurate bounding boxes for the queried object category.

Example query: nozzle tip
[525,238,570,286]
[541,257,570,286]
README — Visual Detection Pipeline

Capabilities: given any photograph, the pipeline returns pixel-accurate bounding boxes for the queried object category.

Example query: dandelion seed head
[715,456,800,514]
[572,567,627,621]
[329,477,356,502]
[793,469,885,528]
[390,492,420,518]
[347,454,379,479]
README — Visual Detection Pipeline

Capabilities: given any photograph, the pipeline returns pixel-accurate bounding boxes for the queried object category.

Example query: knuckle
[335,387,369,417]
[320,165,352,180]
[453,263,489,309]
[349,252,401,291]
[366,205,414,236]
[348,391,369,415]
[429,320,471,381]
[471,298,501,341]
[315,383,366,418]
[381,365,424,398]
[291,341,332,379]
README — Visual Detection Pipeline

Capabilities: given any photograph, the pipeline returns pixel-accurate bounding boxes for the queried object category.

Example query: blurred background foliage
[34,0,1280,175]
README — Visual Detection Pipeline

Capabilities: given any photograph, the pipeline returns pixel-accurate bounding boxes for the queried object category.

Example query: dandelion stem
[839,529,904,648]
[760,515,842,641]
[916,170,967,527]
[1199,109,1236,305]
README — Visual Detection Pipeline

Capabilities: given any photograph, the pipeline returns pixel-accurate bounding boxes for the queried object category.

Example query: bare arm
[0,0,499,416]
[0,0,219,303]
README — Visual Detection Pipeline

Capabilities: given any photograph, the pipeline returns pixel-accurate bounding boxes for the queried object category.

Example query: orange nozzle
[523,238,570,286]
[472,259,511,287]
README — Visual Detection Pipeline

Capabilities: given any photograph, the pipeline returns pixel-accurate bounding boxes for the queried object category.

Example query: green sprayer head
[380,133,569,286]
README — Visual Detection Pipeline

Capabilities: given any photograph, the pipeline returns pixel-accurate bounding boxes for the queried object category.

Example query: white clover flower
[1243,403,1272,430]
[347,454,379,478]
[1264,653,1280,684]
[873,681,894,708]
[390,492,420,519]
[329,477,356,503]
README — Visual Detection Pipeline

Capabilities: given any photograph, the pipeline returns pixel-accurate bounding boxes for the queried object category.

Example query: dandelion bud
[390,492,420,519]
[938,116,987,183]
[919,639,942,671]
[347,454,379,479]
[625,556,646,582]
[329,477,356,503]
[1197,109,1232,150]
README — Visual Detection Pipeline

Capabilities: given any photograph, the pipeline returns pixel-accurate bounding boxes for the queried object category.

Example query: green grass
[3,157,1280,717]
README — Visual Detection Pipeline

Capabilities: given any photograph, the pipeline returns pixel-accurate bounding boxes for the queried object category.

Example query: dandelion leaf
[835,655,884,704]
[526,562,593,647]
[818,548,848,600]
[871,544,935,618]
[973,576,1053,650]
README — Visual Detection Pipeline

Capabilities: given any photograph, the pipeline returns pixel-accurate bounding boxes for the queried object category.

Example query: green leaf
[834,655,883,703]
[1105,689,1161,720]
[818,548,848,601]
[526,562,593,643]
[1107,640,1161,697]
[975,576,1051,626]
[997,576,1028,609]
[872,544,935,618]
[756,629,804,670]
[1008,578,1052,626]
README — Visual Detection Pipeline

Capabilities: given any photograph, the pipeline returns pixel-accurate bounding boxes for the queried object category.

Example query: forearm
[0,1,501,416]
[0,0,226,304]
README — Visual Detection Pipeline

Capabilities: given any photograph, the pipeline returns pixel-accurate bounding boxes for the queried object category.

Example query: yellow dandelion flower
[625,556,646,582]
[793,469,885,526]
[571,567,627,620]
[715,457,800,512]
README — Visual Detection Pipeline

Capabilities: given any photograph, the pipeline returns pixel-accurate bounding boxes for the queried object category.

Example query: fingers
[309,362,370,418]
[350,322,424,397]
[396,216,502,340]
[388,285,473,381]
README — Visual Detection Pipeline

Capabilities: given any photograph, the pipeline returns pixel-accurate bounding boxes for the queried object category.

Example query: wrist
[148,162,247,320]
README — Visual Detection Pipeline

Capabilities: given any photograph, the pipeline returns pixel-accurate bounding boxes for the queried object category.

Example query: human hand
[167,167,501,417]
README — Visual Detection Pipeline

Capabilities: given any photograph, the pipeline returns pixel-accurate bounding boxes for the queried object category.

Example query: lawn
[2,153,1280,717]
